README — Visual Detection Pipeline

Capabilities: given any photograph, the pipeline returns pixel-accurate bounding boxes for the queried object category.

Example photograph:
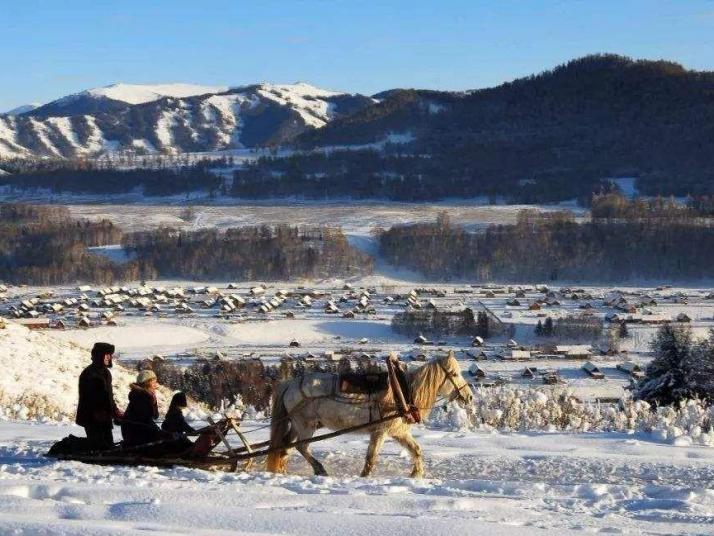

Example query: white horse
[266,351,473,478]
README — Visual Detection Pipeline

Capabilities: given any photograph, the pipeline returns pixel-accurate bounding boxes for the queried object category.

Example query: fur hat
[136,370,157,385]
[91,342,115,365]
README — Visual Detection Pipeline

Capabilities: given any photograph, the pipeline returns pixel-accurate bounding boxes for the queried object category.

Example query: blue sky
[1,0,713,110]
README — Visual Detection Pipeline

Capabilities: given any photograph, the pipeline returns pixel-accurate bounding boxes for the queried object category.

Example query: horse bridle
[437,360,472,404]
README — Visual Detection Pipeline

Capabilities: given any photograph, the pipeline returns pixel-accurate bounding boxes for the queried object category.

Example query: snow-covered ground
[0,321,171,421]
[1,312,713,534]
[66,201,587,235]
[0,420,712,534]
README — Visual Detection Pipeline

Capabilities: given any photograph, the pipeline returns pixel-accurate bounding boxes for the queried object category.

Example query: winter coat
[121,384,162,447]
[76,362,117,427]
[161,407,197,435]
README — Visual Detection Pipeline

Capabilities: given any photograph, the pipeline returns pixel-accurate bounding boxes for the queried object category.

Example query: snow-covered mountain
[0,82,374,159]
[2,103,40,116]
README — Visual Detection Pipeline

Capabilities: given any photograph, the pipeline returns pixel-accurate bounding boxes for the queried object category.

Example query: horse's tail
[266,381,291,474]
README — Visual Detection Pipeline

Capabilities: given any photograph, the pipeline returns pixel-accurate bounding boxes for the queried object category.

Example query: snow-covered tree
[637,324,714,406]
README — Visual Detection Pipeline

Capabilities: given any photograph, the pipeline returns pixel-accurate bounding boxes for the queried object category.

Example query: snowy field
[65,201,586,235]
[1,420,713,535]
[2,288,714,534]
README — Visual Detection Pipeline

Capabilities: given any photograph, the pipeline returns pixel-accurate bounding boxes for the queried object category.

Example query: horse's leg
[291,416,328,476]
[296,440,328,477]
[360,430,386,477]
[392,431,424,478]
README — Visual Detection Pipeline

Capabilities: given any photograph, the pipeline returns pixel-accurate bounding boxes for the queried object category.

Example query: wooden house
[522,366,538,379]
[582,361,605,379]
[468,363,486,379]
[617,361,645,379]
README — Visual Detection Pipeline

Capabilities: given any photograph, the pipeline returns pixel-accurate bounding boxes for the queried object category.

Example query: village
[2,279,711,404]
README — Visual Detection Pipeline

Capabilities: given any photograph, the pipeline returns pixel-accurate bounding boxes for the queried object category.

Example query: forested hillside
[3,55,714,201]
[284,54,714,201]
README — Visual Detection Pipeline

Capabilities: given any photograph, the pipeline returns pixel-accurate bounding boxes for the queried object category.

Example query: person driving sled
[76,342,123,449]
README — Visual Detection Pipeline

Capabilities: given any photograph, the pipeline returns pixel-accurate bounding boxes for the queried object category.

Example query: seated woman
[162,392,197,436]
[121,370,163,448]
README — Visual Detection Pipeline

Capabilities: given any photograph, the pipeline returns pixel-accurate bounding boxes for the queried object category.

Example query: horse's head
[437,351,473,407]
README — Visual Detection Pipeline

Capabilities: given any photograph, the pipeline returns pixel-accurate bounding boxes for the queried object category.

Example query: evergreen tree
[535,320,544,336]
[636,324,714,406]
[476,311,490,338]
[618,321,629,339]
[543,317,554,336]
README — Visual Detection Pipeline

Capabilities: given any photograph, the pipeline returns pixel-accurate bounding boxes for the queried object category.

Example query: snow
[220,318,410,347]
[47,116,81,149]
[155,110,179,148]
[0,116,29,158]
[85,83,229,105]
[0,321,169,421]
[29,117,62,157]
[200,93,258,147]
[45,322,210,356]
[0,420,712,534]
[1,292,714,533]
[257,82,343,128]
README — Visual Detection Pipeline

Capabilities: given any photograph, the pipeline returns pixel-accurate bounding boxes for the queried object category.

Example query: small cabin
[468,363,486,379]
[555,345,593,359]
[617,361,644,379]
[522,366,538,379]
[414,334,428,345]
[582,361,605,379]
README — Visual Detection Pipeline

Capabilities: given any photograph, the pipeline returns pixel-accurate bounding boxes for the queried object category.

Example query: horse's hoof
[410,470,425,479]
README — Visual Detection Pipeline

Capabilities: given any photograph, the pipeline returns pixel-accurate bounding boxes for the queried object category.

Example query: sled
[46,418,253,471]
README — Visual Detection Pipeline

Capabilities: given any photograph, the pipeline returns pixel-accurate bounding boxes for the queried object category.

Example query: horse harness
[437,360,471,404]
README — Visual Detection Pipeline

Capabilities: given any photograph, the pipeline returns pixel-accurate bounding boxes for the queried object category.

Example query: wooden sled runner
[46,418,255,471]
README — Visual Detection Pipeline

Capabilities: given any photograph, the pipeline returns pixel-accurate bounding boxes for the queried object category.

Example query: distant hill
[292,54,714,198]
[3,55,714,200]
[0,82,373,159]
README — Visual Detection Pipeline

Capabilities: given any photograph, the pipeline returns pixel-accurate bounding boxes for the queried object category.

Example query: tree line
[0,203,132,285]
[123,225,373,281]
[0,203,372,284]
[378,210,714,282]
[0,166,223,197]
[591,192,714,220]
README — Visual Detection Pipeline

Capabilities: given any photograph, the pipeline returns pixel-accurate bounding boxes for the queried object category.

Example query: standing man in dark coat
[76,342,122,449]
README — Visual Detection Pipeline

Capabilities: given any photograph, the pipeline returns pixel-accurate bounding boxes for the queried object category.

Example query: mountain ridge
[0,82,372,159]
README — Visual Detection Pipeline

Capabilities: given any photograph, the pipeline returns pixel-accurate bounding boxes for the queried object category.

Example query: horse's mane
[407,357,445,415]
